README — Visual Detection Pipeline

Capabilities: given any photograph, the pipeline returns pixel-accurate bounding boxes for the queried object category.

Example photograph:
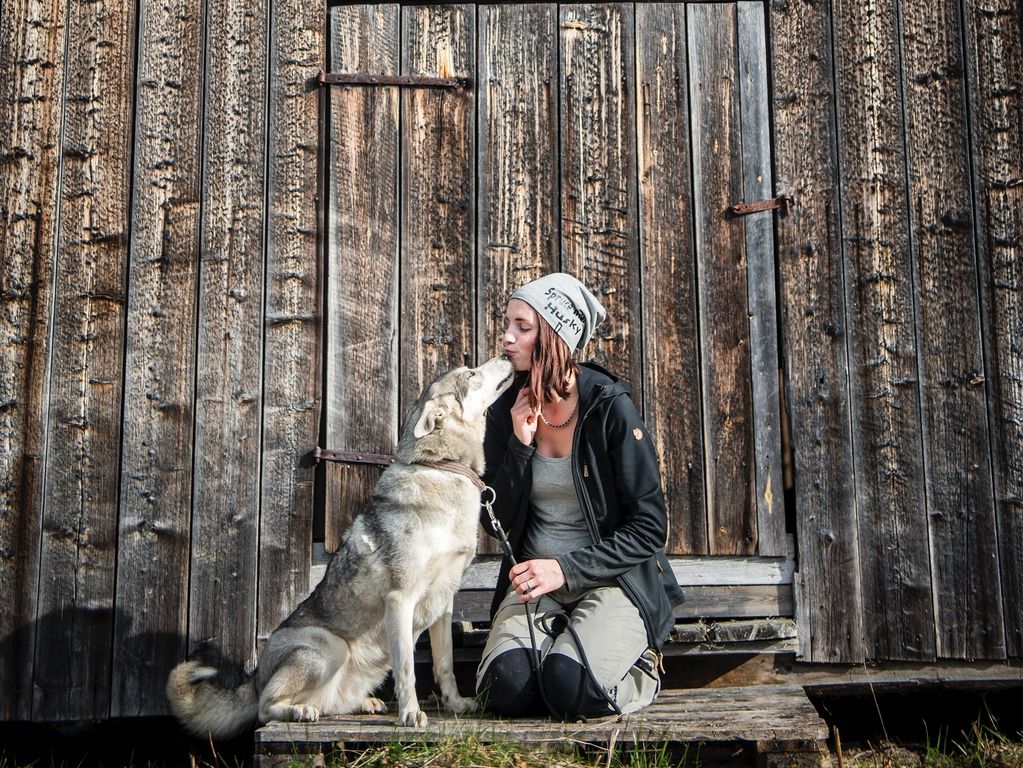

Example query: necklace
[539,398,578,429]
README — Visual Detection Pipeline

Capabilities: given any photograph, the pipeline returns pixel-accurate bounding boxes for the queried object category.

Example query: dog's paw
[397,708,428,727]
[286,704,320,722]
[361,697,387,714]
[444,695,478,715]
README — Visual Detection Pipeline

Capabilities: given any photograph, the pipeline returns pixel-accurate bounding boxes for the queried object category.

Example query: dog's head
[398,355,515,466]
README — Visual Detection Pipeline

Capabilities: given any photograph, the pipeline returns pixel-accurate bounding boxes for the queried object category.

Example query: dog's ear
[413,401,446,438]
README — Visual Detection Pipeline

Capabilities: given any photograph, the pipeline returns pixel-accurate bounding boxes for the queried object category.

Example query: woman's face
[502,299,539,372]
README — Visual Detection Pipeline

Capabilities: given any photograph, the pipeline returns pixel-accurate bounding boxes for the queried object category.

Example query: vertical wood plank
[111,0,203,716]
[32,0,135,719]
[257,0,322,647]
[0,0,64,720]
[963,0,1023,657]
[325,4,400,552]
[635,3,706,555]
[559,3,641,392]
[688,4,756,556]
[400,4,476,418]
[833,0,935,661]
[738,1,786,557]
[477,3,559,555]
[477,3,559,357]
[768,0,864,662]
[187,0,269,670]
[902,0,1005,660]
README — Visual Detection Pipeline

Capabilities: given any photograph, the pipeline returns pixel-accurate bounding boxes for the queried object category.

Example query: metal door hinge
[318,71,472,90]
[728,195,794,217]
[313,446,396,466]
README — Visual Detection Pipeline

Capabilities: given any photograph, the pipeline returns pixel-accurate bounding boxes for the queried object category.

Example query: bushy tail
[166,659,259,740]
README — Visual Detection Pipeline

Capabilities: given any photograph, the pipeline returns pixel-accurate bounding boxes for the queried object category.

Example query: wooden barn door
[322,3,786,564]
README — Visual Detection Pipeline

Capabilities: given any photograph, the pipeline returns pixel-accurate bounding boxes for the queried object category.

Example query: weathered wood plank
[400,4,476,420]
[311,548,797,591]
[635,3,706,556]
[111,0,203,716]
[768,0,864,662]
[0,0,65,720]
[963,0,1023,658]
[559,3,641,392]
[452,584,792,623]
[688,3,756,556]
[738,1,785,558]
[476,3,558,555]
[833,0,935,661]
[32,0,134,720]
[902,0,1004,660]
[324,4,400,553]
[187,0,269,672]
[255,686,827,750]
[256,0,322,647]
[477,2,559,357]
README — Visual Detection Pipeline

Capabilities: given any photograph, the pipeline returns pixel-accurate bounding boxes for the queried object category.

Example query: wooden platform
[255,685,831,767]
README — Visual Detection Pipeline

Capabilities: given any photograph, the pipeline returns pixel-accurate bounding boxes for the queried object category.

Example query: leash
[482,490,623,719]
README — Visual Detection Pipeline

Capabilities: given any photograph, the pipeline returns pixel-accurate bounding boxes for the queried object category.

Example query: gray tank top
[519,451,592,560]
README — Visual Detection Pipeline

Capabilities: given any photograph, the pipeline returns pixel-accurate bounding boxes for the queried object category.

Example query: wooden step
[254,685,831,767]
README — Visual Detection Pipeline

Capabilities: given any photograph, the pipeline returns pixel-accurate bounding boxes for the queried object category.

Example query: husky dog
[167,355,515,738]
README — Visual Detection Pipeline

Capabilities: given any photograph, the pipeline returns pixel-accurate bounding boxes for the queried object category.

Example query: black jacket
[480,362,685,649]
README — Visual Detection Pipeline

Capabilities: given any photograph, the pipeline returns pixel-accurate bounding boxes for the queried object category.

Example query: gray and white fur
[167,355,515,738]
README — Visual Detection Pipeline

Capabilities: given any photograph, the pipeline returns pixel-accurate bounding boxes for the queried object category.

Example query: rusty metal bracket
[318,72,472,90]
[728,195,794,217]
[314,446,396,466]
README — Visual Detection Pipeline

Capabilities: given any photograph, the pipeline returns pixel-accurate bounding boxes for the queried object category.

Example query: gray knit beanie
[510,272,607,352]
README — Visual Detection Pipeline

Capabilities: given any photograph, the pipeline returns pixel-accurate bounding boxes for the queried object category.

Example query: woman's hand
[510,559,565,602]
[510,387,538,447]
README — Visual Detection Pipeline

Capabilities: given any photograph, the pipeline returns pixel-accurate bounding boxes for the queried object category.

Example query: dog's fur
[167,356,515,738]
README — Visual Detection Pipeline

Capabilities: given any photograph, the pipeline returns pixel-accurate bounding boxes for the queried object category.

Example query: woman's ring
[525,581,532,592]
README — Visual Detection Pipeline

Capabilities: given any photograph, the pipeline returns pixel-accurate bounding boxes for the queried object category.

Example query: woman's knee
[540,652,616,721]
[476,648,542,716]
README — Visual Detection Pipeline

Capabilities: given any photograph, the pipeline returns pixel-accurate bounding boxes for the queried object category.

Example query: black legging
[478,647,616,720]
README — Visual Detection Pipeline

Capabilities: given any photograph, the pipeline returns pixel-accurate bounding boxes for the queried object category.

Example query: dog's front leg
[385,592,426,727]
[428,599,477,715]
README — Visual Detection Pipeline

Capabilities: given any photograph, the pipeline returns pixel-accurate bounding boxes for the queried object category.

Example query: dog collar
[410,460,486,492]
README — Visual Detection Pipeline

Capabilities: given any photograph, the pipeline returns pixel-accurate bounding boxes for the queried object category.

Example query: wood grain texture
[32,0,134,719]
[688,3,756,556]
[559,3,641,391]
[187,0,268,672]
[963,0,1023,658]
[477,2,559,359]
[635,3,706,555]
[833,0,934,661]
[477,3,558,555]
[768,0,864,662]
[324,5,400,553]
[0,0,65,720]
[256,0,322,646]
[738,1,785,558]
[902,0,1004,660]
[111,0,203,715]
[400,4,476,420]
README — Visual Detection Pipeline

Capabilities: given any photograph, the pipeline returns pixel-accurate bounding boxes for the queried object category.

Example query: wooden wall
[0,0,323,720]
[0,0,1020,722]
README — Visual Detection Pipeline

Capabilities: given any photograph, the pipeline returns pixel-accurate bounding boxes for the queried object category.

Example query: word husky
[167,356,515,738]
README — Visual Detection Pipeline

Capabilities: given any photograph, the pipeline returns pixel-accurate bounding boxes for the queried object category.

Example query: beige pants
[476,584,660,714]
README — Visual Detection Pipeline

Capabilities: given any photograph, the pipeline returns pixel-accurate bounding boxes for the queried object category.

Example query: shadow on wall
[0,608,209,720]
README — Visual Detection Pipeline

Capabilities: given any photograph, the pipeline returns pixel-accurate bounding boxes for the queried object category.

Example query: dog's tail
[166,659,259,740]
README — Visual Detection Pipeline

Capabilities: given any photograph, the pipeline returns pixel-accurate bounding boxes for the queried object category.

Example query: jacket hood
[577,361,630,414]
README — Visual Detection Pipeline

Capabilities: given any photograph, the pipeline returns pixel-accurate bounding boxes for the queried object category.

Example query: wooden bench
[255,685,831,767]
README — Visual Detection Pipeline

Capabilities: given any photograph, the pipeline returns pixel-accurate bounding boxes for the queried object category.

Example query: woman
[476,272,684,720]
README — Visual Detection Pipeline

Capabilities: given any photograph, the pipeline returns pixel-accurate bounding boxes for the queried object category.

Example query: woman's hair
[522,316,579,411]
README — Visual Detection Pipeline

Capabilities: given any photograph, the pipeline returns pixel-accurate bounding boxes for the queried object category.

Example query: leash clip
[482,485,518,566]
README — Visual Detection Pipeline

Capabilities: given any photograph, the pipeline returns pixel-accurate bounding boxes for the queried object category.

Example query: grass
[836,720,1023,768]
[237,735,706,768]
